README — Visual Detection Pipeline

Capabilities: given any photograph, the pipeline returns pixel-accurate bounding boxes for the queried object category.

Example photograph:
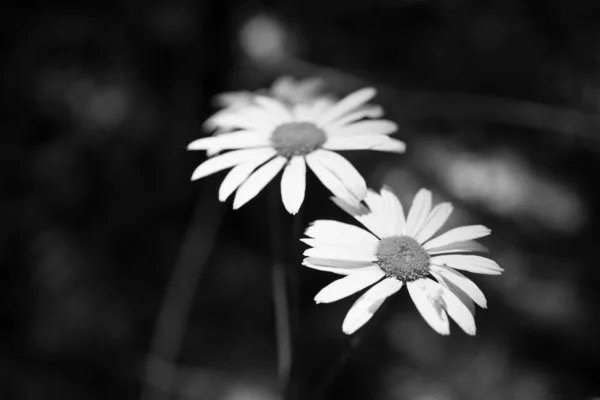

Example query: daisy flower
[302,187,503,335]
[188,88,406,214]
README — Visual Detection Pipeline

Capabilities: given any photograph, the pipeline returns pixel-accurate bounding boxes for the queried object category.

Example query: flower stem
[284,207,303,400]
[268,186,294,399]
[140,194,223,400]
[272,259,292,393]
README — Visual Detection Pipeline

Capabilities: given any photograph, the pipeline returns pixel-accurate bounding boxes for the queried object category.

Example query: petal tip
[362,87,377,97]
[285,203,302,215]
[342,326,355,335]
[380,184,395,195]
[366,188,379,196]
[487,266,504,275]
[190,171,204,181]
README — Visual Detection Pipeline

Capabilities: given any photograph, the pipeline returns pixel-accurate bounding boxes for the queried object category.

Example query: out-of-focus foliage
[2,0,600,399]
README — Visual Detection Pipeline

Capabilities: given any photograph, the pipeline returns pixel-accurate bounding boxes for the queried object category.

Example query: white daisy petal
[363,190,395,237]
[426,240,489,255]
[327,120,398,137]
[358,104,384,118]
[253,95,293,121]
[415,202,454,244]
[303,98,334,122]
[318,87,377,127]
[325,105,384,129]
[406,279,450,335]
[280,156,306,214]
[304,220,380,248]
[300,238,378,255]
[213,90,254,108]
[370,138,407,153]
[207,106,279,131]
[303,258,380,275]
[232,156,287,209]
[430,265,487,308]
[301,240,378,266]
[404,189,433,237]
[423,225,491,250]
[330,197,387,238]
[206,146,223,157]
[431,254,504,275]
[191,148,270,181]
[304,264,381,276]
[322,134,388,151]
[305,154,355,205]
[380,186,406,236]
[218,148,277,201]
[312,150,367,203]
[436,279,477,335]
[305,151,364,206]
[342,278,403,334]
[363,189,384,212]
[291,104,312,121]
[314,270,386,304]
[241,105,286,124]
[363,189,387,211]
[187,131,269,151]
[303,246,378,262]
[430,270,476,316]
[303,257,375,269]
[203,109,234,132]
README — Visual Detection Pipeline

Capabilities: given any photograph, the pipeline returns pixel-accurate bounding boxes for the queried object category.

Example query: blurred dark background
[2,0,600,399]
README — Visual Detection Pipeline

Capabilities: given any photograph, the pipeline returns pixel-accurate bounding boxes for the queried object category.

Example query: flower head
[188,88,406,214]
[302,187,503,335]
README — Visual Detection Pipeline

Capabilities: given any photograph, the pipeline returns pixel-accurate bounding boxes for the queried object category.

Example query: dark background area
[2,0,600,399]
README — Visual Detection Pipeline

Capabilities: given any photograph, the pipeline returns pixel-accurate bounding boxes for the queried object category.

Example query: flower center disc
[376,235,430,281]
[270,122,326,158]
